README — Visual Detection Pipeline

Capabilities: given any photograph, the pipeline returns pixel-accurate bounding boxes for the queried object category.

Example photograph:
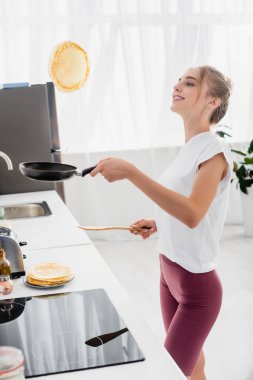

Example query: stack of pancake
[26,262,74,287]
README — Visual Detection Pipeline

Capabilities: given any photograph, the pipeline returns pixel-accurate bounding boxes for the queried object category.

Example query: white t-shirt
[155,131,233,273]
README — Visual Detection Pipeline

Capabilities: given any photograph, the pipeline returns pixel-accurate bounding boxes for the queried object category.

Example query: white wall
[63,143,244,241]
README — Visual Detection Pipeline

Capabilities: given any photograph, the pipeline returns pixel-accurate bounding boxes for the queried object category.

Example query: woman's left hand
[90,157,134,182]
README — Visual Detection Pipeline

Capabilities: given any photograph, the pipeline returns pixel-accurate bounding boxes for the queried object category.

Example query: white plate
[23,276,74,289]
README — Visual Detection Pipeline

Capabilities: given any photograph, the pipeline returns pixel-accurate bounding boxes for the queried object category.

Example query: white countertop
[0,190,91,249]
[0,190,185,380]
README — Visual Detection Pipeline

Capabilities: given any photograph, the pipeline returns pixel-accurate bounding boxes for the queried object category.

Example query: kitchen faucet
[0,151,13,170]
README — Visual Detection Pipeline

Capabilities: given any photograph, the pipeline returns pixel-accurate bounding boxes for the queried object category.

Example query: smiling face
[170,67,213,123]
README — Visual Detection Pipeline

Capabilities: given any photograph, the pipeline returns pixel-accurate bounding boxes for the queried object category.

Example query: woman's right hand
[130,219,157,240]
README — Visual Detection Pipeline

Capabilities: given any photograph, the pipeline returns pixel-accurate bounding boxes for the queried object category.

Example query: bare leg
[189,350,206,380]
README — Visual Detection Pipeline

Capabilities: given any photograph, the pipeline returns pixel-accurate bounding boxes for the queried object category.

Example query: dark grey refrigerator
[0,82,64,199]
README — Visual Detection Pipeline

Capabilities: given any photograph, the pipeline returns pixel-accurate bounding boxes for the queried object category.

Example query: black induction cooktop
[0,288,145,377]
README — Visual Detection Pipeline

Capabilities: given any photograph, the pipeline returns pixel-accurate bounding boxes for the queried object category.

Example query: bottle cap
[0,275,10,281]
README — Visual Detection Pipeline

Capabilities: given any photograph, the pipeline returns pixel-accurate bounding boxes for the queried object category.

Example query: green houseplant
[231,138,253,236]
[231,140,253,194]
[212,125,253,235]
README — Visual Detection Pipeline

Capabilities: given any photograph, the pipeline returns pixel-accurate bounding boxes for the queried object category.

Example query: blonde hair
[198,65,233,124]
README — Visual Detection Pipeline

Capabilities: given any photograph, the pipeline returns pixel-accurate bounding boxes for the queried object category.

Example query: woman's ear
[207,97,222,110]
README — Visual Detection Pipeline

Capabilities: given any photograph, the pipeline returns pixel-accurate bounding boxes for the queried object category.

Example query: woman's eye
[186,82,194,86]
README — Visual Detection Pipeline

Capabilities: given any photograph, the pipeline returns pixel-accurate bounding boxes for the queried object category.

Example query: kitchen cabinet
[0,190,185,380]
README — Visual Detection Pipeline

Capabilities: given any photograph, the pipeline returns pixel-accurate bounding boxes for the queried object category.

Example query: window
[0,0,252,152]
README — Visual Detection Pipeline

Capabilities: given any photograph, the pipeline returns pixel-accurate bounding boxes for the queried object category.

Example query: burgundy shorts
[159,254,222,377]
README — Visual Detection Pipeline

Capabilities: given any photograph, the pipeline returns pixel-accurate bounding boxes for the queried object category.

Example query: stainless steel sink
[0,201,52,220]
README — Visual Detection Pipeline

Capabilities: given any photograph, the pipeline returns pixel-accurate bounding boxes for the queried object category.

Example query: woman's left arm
[90,154,228,228]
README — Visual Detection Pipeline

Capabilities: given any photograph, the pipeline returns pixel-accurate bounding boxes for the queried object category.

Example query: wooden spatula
[78,225,151,232]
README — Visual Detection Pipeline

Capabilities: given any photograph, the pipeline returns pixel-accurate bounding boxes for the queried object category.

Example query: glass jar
[0,347,25,379]
[0,276,13,296]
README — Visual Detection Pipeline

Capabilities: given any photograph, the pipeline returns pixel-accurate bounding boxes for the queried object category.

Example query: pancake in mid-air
[49,41,89,92]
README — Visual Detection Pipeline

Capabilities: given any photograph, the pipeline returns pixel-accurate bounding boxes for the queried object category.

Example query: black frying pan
[19,162,96,182]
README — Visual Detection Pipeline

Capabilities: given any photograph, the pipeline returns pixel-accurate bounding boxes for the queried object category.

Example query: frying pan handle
[81,166,97,177]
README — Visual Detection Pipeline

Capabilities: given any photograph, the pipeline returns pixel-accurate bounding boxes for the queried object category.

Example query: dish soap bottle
[0,248,13,295]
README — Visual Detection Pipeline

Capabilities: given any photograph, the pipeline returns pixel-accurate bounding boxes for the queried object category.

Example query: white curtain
[0,0,253,153]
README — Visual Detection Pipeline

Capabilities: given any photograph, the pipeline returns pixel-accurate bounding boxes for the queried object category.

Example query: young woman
[90,65,233,379]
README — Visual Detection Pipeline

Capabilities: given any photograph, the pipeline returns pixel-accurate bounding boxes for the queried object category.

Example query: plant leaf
[247,139,253,154]
[215,131,232,138]
[215,124,232,139]
[236,165,247,178]
[245,179,253,187]
[231,149,246,156]
[233,162,238,172]
[240,184,248,194]
[238,178,253,194]
[244,157,253,164]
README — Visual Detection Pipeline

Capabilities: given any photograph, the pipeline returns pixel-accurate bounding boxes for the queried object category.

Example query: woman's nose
[174,82,181,92]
